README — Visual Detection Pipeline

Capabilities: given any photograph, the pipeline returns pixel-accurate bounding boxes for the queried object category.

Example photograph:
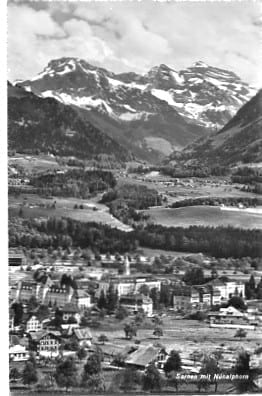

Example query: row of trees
[231,167,262,184]
[130,164,229,178]
[161,165,229,178]
[170,196,262,209]
[9,216,262,258]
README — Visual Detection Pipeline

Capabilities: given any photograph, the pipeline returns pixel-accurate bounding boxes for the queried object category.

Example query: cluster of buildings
[8,251,262,376]
[209,302,262,330]
[10,278,91,309]
[173,279,245,311]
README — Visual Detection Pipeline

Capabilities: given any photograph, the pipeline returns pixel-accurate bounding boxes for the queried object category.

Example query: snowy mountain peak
[19,57,257,159]
[30,57,113,83]
[145,64,184,88]
[192,61,209,68]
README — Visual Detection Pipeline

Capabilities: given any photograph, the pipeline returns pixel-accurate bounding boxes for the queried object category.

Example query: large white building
[9,345,29,362]
[13,279,91,309]
[97,275,161,297]
[207,279,245,301]
[173,285,221,311]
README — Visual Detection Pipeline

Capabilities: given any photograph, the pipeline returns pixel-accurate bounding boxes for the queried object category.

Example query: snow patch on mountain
[119,111,151,121]
[170,71,184,84]
[151,89,177,106]
[20,57,257,136]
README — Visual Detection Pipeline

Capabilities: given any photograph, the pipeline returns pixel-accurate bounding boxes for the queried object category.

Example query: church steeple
[124,255,130,275]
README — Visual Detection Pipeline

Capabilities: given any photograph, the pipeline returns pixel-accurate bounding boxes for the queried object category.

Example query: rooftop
[73,327,92,340]
[125,345,164,367]
[29,330,61,341]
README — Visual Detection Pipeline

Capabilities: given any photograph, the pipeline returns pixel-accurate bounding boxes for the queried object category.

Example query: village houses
[119,294,153,316]
[29,330,61,358]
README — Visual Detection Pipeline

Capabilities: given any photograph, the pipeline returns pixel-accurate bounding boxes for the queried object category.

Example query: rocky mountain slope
[20,57,256,161]
[167,90,262,168]
[8,82,131,162]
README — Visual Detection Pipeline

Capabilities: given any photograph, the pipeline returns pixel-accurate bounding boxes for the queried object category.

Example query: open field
[8,194,132,232]
[140,247,193,258]
[90,316,262,354]
[145,205,262,230]
[9,154,61,174]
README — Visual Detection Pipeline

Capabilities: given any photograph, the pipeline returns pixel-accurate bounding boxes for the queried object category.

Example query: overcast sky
[7,0,261,87]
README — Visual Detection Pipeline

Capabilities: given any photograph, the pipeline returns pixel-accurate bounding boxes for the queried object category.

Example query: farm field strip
[145,205,262,229]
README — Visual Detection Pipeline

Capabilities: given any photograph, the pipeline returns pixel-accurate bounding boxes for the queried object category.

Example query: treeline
[161,165,228,178]
[101,183,162,224]
[9,217,137,253]
[129,165,229,178]
[170,197,262,209]
[30,169,116,198]
[231,167,262,194]
[9,217,262,258]
[231,167,262,184]
[138,224,261,258]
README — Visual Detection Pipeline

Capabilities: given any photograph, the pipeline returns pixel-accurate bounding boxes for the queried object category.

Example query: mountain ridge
[19,57,256,161]
[8,82,132,162]
[166,89,262,168]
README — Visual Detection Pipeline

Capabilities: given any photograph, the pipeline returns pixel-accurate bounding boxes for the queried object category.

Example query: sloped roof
[219,306,244,316]
[25,311,50,323]
[61,324,79,335]
[98,343,125,356]
[73,327,92,340]
[125,345,164,367]
[9,344,27,353]
[29,330,61,341]
[9,334,20,346]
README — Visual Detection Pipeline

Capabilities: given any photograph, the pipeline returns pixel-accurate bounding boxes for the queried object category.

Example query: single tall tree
[200,355,220,392]
[82,351,102,385]
[124,323,137,339]
[153,327,163,339]
[97,290,107,310]
[54,357,78,391]
[142,363,162,391]
[164,350,182,375]
[234,351,254,393]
